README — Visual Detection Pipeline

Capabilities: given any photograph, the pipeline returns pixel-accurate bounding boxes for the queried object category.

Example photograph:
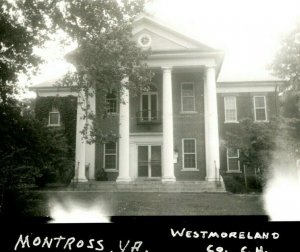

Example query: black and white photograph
[1,0,300,251]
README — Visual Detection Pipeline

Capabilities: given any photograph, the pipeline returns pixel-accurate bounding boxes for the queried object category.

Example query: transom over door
[138,145,161,178]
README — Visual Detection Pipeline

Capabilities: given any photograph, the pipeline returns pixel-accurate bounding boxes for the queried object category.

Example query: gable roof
[132,14,217,52]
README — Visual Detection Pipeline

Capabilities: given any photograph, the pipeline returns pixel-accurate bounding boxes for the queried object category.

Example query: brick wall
[172,72,206,180]
[218,91,278,173]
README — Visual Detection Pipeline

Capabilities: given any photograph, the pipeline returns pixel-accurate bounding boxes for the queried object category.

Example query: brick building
[31,15,283,189]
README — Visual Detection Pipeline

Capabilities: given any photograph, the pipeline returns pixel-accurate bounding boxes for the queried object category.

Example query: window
[105,92,117,113]
[140,92,158,122]
[254,96,267,121]
[226,148,240,172]
[104,142,117,170]
[182,139,197,169]
[48,108,60,126]
[224,96,237,122]
[181,83,195,112]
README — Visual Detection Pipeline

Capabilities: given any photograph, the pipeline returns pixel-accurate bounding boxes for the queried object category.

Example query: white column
[85,89,96,180]
[73,91,88,182]
[204,66,220,181]
[162,67,176,182]
[116,84,131,182]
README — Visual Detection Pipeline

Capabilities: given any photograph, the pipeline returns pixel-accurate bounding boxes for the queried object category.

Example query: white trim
[182,138,197,170]
[146,56,216,69]
[224,96,238,123]
[33,87,77,97]
[181,168,199,171]
[103,142,118,172]
[179,111,198,115]
[226,148,241,172]
[138,33,152,48]
[48,111,60,127]
[181,82,196,113]
[129,135,163,179]
[253,96,268,122]
[217,83,279,93]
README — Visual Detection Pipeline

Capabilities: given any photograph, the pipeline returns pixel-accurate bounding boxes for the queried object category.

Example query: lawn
[27,191,265,219]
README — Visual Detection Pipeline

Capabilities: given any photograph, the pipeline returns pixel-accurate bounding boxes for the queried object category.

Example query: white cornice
[217,81,285,93]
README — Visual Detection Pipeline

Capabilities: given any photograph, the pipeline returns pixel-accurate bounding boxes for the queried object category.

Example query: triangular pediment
[132,14,214,52]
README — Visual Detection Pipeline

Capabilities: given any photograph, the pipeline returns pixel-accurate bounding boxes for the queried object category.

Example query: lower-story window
[226,148,240,172]
[182,138,197,169]
[104,142,117,170]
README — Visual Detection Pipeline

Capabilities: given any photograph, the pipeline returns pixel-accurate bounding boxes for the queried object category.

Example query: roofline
[149,50,224,58]
[217,80,286,85]
[29,85,72,91]
[133,14,217,51]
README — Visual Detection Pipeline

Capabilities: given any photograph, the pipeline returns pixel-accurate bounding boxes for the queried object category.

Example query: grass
[27,191,265,217]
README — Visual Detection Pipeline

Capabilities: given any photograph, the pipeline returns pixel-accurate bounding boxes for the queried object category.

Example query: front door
[138,145,162,178]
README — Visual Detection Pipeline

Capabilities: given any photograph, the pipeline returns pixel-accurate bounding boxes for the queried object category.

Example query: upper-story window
[139,91,158,122]
[181,82,195,112]
[48,107,60,126]
[226,148,240,172]
[254,96,267,122]
[105,92,117,113]
[224,96,238,122]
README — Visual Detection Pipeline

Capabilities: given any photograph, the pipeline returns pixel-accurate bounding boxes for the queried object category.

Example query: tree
[0,0,152,214]
[270,19,300,162]
[270,20,300,91]
[0,0,54,102]
[51,0,153,143]
[223,118,278,192]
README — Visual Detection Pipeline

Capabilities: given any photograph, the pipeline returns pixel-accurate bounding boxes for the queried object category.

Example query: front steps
[69,180,226,193]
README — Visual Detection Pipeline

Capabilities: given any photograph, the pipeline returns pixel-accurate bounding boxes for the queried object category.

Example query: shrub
[221,173,247,193]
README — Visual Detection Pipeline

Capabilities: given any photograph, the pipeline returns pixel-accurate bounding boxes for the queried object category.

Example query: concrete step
[69,180,226,193]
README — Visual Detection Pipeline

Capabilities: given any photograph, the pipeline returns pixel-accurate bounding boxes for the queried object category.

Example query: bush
[223,118,277,191]
[0,99,75,216]
[95,168,108,181]
[221,172,263,193]
[221,173,247,193]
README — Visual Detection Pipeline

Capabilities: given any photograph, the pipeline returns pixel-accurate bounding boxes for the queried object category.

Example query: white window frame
[182,138,198,171]
[253,96,268,122]
[105,92,118,114]
[224,96,238,123]
[226,148,241,173]
[103,142,118,172]
[48,109,60,127]
[181,82,196,113]
[139,91,158,120]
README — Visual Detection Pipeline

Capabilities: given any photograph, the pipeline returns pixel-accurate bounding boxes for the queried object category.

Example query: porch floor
[69,180,226,193]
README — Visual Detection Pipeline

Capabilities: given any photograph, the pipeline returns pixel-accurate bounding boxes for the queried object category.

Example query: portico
[73,65,222,184]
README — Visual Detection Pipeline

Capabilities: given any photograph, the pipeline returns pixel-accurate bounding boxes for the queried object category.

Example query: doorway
[138,145,162,178]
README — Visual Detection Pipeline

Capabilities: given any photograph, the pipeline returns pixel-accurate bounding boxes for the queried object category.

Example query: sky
[146,0,300,81]
[25,0,300,96]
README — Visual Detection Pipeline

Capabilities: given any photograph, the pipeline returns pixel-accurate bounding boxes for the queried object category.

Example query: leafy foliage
[35,96,77,148]
[225,118,277,171]
[0,0,53,102]
[0,0,153,215]
[0,98,75,216]
[222,118,278,192]
[270,20,300,91]
[270,19,300,162]
[52,0,153,142]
